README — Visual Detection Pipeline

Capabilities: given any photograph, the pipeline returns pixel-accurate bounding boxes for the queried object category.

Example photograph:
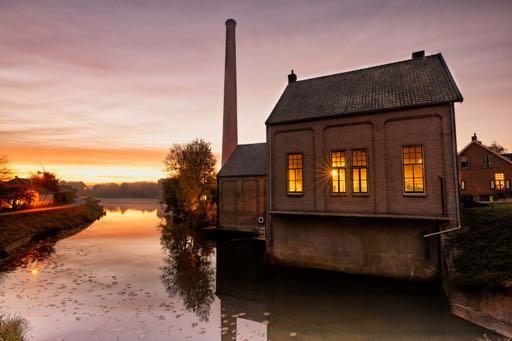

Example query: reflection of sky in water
[0,199,220,340]
[0,199,493,340]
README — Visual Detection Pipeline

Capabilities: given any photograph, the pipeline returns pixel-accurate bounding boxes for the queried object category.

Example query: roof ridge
[292,54,442,84]
[458,141,512,165]
[237,142,266,147]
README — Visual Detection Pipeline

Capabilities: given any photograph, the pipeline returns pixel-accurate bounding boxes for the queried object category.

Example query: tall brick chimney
[222,19,238,166]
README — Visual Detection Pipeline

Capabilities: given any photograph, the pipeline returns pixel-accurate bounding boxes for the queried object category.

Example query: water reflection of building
[215,239,486,341]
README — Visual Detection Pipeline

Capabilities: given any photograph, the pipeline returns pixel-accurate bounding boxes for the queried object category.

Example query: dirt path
[0,199,86,216]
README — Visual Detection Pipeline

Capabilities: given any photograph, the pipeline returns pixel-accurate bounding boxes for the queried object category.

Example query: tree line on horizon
[61,181,163,199]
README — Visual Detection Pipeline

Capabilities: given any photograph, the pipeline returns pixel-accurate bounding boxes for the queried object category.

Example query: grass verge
[447,204,512,291]
[0,314,29,341]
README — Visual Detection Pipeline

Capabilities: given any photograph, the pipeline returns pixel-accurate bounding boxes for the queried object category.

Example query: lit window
[506,180,511,190]
[402,146,425,193]
[352,149,368,193]
[331,151,346,193]
[460,155,469,169]
[495,173,505,190]
[287,154,303,193]
[483,154,493,168]
[460,180,466,190]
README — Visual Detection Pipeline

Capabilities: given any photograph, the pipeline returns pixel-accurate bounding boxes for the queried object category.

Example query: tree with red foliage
[0,183,36,210]
[30,171,60,193]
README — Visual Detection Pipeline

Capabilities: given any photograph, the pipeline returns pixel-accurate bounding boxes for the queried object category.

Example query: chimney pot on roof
[288,70,297,84]
[412,50,425,60]
[225,19,236,27]
[472,133,478,142]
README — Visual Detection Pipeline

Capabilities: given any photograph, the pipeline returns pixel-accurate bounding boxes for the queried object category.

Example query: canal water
[0,199,495,340]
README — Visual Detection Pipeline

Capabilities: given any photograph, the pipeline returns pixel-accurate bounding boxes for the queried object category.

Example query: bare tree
[488,141,507,154]
[0,155,12,182]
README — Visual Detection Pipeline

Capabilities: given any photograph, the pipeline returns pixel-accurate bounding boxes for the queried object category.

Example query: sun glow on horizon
[12,162,166,184]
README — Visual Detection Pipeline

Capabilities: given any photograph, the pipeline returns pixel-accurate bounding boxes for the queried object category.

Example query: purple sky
[1,0,511,182]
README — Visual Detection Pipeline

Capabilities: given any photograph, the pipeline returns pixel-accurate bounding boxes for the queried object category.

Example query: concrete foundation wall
[267,214,441,280]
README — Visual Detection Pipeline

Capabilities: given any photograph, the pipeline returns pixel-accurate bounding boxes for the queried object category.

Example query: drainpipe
[423,104,462,239]
[450,103,461,225]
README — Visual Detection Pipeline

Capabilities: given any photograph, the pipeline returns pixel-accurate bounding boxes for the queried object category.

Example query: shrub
[447,205,512,290]
[0,314,29,341]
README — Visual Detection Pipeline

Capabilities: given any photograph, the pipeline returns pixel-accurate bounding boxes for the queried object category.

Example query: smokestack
[222,18,238,166]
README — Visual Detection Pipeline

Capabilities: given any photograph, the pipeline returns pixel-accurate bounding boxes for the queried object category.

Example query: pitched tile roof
[217,143,266,177]
[5,177,31,186]
[266,53,463,125]
[502,153,512,161]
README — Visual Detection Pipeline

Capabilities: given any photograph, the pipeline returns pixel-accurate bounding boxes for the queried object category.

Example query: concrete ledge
[270,210,453,221]
[452,303,512,338]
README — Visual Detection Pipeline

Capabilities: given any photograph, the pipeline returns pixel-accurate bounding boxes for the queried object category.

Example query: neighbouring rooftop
[217,143,266,177]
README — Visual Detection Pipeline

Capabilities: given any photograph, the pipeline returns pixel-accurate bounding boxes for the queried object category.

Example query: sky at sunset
[1,0,511,183]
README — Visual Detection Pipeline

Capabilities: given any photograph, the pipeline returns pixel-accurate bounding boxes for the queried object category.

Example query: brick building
[458,134,512,201]
[217,143,266,232]
[216,20,463,280]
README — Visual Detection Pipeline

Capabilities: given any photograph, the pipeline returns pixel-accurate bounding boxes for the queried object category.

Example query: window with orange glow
[287,154,303,193]
[402,146,424,193]
[495,173,505,190]
[331,151,346,193]
[352,149,368,193]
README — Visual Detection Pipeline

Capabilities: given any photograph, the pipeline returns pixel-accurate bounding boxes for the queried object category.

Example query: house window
[460,155,469,169]
[331,151,346,193]
[287,154,303,193]
[506,180,511,190]
[460,180,466,190]
[483,154,493,168]
[495,173,505,190]
[402,146,425,193]
[352,149,368,193]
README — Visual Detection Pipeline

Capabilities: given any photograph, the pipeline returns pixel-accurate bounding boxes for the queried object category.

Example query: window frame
[401,145,426,196]
[460,155,470,169]
[494,173,505,191]
[351,149,369,194]
[482,154,493,168]
[286,152,304,196]
[330,150,347,195]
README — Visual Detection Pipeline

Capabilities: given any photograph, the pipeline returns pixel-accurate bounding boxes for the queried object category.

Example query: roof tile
[266,54,462,125]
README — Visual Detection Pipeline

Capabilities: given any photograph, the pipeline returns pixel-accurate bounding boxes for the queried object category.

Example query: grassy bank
[0,314,29,341]
[445,204,512,338]
[0,199,104,257]
[447,204,512,291]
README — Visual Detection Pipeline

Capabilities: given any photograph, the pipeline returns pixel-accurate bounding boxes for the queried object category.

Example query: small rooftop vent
[412,50,425,60]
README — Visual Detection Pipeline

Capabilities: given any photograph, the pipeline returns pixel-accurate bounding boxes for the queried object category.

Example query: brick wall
[218,176,265,231]
[267,104,458,219]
